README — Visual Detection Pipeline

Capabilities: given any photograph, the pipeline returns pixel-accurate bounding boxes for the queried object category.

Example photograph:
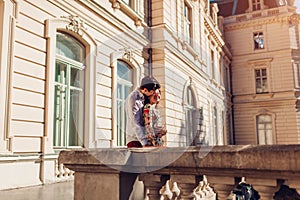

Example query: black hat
[141,76,160,90]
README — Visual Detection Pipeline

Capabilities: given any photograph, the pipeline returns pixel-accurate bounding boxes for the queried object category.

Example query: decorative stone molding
[224,7,297,31]
[288,14,300,25]
[61,15,87,36]
[204,18,224,47]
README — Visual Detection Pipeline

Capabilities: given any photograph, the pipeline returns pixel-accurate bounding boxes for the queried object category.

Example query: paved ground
[0,181,74,200]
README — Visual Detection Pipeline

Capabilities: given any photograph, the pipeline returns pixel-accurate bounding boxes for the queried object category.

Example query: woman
[143,89,167,146]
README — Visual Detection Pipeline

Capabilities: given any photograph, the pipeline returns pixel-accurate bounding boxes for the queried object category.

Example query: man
[125,76,160,148]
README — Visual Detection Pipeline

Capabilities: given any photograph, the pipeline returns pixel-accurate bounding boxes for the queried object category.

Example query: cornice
[224,14,299,31]
[204,17,225,47]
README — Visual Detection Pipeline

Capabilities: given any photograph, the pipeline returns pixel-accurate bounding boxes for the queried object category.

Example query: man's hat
[141,76,160,89]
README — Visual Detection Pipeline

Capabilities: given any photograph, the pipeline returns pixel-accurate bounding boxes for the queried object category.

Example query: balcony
[59,145,300,200]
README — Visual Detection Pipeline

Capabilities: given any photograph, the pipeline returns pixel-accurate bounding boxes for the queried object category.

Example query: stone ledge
[58,145,300,178]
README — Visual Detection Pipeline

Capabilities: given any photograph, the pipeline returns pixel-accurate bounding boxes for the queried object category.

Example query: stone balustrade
[224,6,294,24]
[58,145,300,200]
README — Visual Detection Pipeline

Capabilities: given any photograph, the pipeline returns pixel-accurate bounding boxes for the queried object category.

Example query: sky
[296,0,300,13]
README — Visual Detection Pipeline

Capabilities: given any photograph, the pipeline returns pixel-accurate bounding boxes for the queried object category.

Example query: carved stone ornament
[62,15,87,36]
[123,48,133,61]
[111,0,121,10]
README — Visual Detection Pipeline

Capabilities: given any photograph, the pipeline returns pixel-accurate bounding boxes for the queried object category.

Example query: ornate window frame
[45,16,97,152]
[254,110,276,145]
[248,58,273,97]
[182,78,200,146]
[110,48,143,147]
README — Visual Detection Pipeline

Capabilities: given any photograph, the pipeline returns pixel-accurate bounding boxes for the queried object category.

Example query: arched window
[184,85,197,146]
[117,60,133,146]
[53,32,85,148]
[256,114,273,144]
[213,106,218,145]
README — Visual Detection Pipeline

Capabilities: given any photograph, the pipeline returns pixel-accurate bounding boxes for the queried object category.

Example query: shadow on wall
[274,185,300,200]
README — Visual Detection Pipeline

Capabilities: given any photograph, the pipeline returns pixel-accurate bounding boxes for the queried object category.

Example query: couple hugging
[125,76,167,148]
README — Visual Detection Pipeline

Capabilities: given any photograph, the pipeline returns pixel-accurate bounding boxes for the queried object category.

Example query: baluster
[140,174,169,200]
[193,181,205,199]
[171,175,197,200]
[59,164,65,178]
[160,180,173,199]
[171,181,181,200]
[208,176,235,199]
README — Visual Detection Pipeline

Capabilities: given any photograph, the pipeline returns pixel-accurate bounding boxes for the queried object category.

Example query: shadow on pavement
[0,181,74,200]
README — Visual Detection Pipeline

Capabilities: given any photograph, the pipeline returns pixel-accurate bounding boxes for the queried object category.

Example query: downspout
[232,0,238,15]
[229,64,236,144]
[147,0,152,76]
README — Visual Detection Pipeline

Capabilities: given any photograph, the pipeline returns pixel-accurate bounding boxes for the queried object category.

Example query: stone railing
[224,6,294,24]
[58,145,300,200]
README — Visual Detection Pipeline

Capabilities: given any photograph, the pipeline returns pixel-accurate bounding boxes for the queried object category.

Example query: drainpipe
[232,0,238,15]
[229,64,236,144]
[147,0,153,76]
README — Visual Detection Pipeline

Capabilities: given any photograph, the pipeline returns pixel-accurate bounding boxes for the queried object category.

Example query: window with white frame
[110,0,145,26]
[252,0,262,11]
[256,114,273,144]
[255,68,268,93]
[253,32,264,49]
[117,60,133,146]
[211,50,215,79]
[184,85,197,146]
[122,0,134,9]
[213,106,218,145]
[53,32,85,148]
[184,2,192,45]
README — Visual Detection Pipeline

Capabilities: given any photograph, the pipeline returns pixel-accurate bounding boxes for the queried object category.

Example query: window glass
[211,50,215,79]
[255,68,268,93]
[184,2,192,45]
[117,60,133,146]
[56,32,85,62]
[213,107,218,145]
[256,115,273,144]
[184,86,196,146]
[53,32,85,148]
[253,32,264,49]
[252,0,261,11]
[122,0,134,9]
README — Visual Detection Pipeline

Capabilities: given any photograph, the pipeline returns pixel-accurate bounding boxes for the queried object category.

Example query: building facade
[216,0,300,145]
[0,0,227,190]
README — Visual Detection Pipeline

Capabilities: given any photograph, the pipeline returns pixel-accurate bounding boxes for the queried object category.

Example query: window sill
[182,40,199,61]
[109,0,147,27]
[252,92,274,99]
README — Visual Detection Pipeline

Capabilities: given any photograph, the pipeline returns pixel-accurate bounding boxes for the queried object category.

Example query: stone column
[171,175,197,200]
[139,174,169,200]
[208,176,235,199]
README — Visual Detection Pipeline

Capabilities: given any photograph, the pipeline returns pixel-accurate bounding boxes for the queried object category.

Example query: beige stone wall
[0,0,229,189]
[0,0,149,189]
[223,7,300,144]
[151,0,226,146]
